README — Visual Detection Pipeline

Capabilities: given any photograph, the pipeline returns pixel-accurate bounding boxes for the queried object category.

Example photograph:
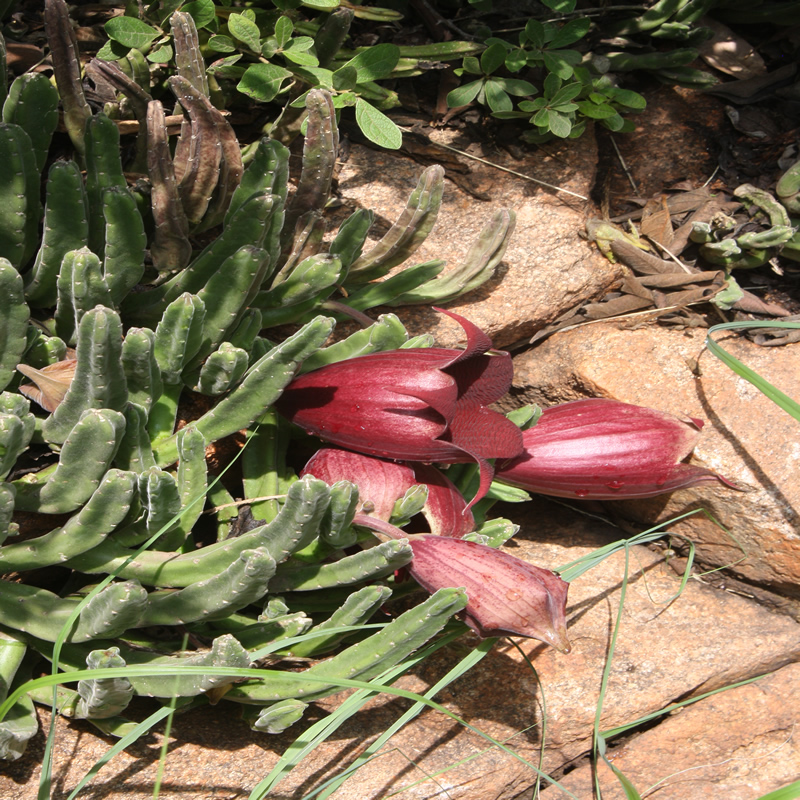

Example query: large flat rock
[539,661,800,800]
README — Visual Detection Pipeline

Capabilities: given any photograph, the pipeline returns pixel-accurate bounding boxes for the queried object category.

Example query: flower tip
[549,626,572,654]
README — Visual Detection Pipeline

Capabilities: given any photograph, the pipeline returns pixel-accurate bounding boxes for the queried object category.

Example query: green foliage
[0,4,520,766]
[96,3,427,149]
[447,14,650,141]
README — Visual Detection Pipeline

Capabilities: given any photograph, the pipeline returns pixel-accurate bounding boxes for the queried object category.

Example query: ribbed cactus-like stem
[2,73,59,174]
[0,124,40,270]
[0,262,28,393]
[66,476,332,587]
[14,409,127,514]
[346,165,445,283]
[55,248,113,344]
[153,315,334,466]
[84,114,128,255]
[2,468,136,568]
[43,306,128,445]
[74,648,134,721]
[25,160,89,308]
[226,588,467,704]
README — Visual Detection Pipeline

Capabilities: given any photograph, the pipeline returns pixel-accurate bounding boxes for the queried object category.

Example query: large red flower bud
[407,535,571,652]
[496,398,732,499]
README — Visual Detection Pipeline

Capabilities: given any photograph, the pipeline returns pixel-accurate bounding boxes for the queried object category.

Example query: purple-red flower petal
[496,398,731,499]
[407,535,571,652]
[301,448,474,537]
[301,447,416,522]
[276,310,523,508]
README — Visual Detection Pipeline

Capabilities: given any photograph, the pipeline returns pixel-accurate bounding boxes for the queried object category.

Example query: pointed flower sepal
[496,398,735,500]
[407,535,571,652]
[301,447,475,537]
[276,308,523,509]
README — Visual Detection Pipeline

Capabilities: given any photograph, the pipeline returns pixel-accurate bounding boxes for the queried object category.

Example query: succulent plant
[0,6,523,762]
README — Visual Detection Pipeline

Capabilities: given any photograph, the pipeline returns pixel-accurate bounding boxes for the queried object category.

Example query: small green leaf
[446,79,484,107]
[105,17,160,50]
[180,0,217,29]
[533,107,551,128]
[208,34,236,53]
[343,43,400,82]
[354,98,402,149]
[550,18,591,49]
[484,79,512,112]
[228,13,263,52]
[519,98,545,112]
[601,112,626,132]
[609,88,647,109]
[543,50,579,79]
[577,100,618,119]
[523,19,546,49]
[493,77,537,96]
[96,40,130,60]
[208,55,244,79]
[301,0,340,7]
[548,111,573,138]
[274,16,294,48]
[505,49,528,72]
[488,110,529,120]
[330,91,357,107]
[462,56,482,75]
[550,81,583,105]
[283,43,319,66]
[287,36,315,52]
[569,119,587,138]
[238,63,293,102]
[333,66,358,92]
[147,43,173,63]
[292,66,334,90]
[480,41,507,75]
[543,72,562,98]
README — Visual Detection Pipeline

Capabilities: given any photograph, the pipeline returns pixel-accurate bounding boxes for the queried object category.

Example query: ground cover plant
[1,0,799,798]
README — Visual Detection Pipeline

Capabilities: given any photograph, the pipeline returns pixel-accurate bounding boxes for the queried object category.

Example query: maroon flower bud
[277,309,523,509]
[407,535,571,651]
[496,398,733,499]
[301,447,474,537]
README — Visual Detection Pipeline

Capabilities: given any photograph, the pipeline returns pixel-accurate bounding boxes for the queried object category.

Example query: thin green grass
[756,780,800,800]
[706,321,800,421]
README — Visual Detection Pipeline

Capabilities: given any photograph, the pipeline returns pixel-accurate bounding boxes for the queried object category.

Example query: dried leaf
[731,290,792,317]
[17,359,78,412]
[697,17,766,80]
[638,271,722,289]
[610,239,680,275]
[641,195,674,249]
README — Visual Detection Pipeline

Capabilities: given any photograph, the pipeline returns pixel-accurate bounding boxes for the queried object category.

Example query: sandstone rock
[4,498,799,800]
[509,322,800,597]
[539,661,800,800]
[335,131,621,349]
